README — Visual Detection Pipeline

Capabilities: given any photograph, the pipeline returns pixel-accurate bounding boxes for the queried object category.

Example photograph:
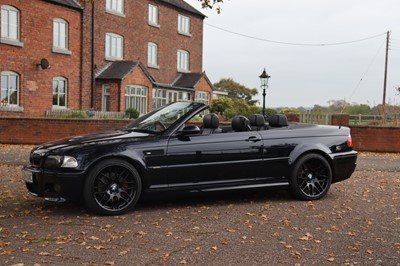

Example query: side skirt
[198,182,289,192]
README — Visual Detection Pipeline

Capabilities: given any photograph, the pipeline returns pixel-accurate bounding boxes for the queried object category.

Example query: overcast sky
[185,0,400,108]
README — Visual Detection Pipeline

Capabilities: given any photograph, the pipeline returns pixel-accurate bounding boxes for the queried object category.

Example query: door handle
[246,136,261,142]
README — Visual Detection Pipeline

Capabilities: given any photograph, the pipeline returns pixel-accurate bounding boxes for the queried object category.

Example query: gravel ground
[0,145,399,266]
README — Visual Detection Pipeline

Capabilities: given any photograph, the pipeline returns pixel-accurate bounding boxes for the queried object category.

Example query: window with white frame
[1,71,19,106]
[1,5,20,41]
[52,77,67,108]
[106,0,124,14]
[177,50,189,72]
[178,14,190,35]
[148,4,159,26]
[148,42,158,67]
[53,18,68,50]
[102,84,110,112]
[152,89,167,109]
[125,85,147,115]
[153,89,191,109]
[105,33,123,60]
[195,91,210,105]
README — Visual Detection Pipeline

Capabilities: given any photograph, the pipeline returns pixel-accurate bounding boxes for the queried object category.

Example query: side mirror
[180,125,201,135]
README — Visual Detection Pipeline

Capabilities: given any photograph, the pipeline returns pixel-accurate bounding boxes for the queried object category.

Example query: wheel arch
[82,154,148,192]
[288,143,334,173]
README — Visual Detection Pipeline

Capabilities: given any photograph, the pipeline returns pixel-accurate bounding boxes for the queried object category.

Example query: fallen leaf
[0,241,9,248]
[290,250,301,259]
[39,251,50,256]
[365,249,373,254]
[299,232,313,241]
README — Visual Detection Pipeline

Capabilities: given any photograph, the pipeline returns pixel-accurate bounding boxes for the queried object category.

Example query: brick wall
[350,126,400,153]
[0,116,399,152]
[0,0,81,117]
[285,113,300,122]
[0,117,128,145]
[331,114,350,126]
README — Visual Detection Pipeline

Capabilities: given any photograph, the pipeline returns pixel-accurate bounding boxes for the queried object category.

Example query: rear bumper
[22,166,85,202]
[331,151,358,183]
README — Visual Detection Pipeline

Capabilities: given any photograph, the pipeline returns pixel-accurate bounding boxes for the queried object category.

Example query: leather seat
[268,114,288,127]
[232,115,251,132]
[202,113,222,134]
[248,114,266,130]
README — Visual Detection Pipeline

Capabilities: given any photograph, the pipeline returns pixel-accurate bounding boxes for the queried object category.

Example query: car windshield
[125,101,205,133]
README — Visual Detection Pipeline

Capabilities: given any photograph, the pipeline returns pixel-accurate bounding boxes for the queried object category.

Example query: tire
[83,158,142,215]
[290,153,332,200]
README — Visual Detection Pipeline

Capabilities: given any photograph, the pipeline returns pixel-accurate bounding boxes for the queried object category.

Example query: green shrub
[63,111,88,119]
[125,108,140,119]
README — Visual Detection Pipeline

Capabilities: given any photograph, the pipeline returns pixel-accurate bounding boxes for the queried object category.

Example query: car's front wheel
[83,158,142,215]
[290,153,332,200]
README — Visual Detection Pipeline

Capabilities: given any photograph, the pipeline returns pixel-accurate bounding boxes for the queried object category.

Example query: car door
[166,131,264,188]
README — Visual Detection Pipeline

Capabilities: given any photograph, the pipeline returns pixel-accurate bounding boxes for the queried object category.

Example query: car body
[22,101,357,215]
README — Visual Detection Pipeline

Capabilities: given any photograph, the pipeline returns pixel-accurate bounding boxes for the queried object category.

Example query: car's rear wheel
[290,153,332,200]
[83,158,141,215]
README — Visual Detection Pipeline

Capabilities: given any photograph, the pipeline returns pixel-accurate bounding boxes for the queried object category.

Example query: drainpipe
[118,82,121,112]
[90,1,95,108]
[79,7,83,109]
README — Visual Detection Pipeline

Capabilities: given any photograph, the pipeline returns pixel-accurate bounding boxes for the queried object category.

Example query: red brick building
[0,0,213,117]
[0,0,82,117]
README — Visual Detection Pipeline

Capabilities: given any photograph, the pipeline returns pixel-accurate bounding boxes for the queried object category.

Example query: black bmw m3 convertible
[22,101,357,215]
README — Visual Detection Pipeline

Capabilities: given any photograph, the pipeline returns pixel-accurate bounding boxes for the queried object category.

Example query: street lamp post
[259,68,271,118]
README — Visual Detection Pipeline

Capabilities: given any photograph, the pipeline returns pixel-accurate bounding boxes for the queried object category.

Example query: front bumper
[331,150,358,183]
[22,166,86,202]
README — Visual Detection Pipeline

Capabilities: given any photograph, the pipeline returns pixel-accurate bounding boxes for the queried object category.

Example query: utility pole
[382,30,390,122]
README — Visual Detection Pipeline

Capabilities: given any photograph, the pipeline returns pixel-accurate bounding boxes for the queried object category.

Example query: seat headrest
[268,114,288,127]
[248,114,266,127]
[203,113,219,129]
[232,115,251,132]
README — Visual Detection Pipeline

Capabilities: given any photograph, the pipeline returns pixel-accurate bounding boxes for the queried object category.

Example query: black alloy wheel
[290,153,332,200]
[84,159,142,215]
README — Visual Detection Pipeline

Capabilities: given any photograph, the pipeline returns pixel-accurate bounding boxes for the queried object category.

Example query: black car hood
[35,130,153,153]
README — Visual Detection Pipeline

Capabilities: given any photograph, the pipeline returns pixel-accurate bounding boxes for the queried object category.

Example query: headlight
[61,156,79,168]
[44,155,78,168]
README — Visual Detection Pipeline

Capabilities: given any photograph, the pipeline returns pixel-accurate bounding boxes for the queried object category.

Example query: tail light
[347,134,353,147]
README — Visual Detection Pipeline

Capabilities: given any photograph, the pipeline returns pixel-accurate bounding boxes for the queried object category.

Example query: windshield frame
[125,101,207,135]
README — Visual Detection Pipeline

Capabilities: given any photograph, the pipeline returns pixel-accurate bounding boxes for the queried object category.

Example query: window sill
[52,47,72,55]
[105,56,123,61]
[105,9,126,18]
[148,22,160,28]
[177,69,191,73]
[0,105,24,112]
[178,31,192,37]
[51,106,69,110]
[0,38,24,47]
[148,64,160,69]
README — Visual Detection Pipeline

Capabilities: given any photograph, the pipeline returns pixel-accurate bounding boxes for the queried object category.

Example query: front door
[166,131,264,188]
